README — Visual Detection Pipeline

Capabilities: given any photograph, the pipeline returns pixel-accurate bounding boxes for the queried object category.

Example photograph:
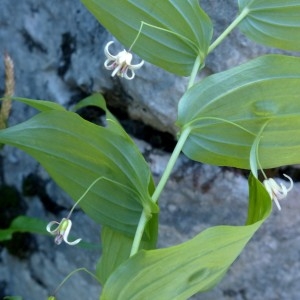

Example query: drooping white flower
[46,217,81,246]
[104,41,144,80]
[263,174,293,210]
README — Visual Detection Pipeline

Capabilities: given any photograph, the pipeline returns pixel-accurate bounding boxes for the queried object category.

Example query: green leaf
[100,174,271,299]
[74,93,124,134]
[0,216,48,241]
[1,97,66,112]
[0,108,157,237]
[87,99,160,283]
[96,227,135,284]
[96,226,157,284]
[246,173,270,225]
[81,0,213,76]
[97,213,158,284]
[3,296,23,300]
[238,0,300,51]
[176,55,300,169]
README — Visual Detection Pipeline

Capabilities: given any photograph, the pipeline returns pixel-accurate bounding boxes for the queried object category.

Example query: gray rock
[0,0,299,300]
[0,0,290,134]
[1,214,101,300]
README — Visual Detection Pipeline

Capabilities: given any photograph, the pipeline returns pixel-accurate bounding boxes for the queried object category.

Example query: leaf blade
[81,0,213,75]
[0,216,48,241]
[1,97,66,112]
[96,220,158,285]
[177,55,300,169]
[0,109,156,237]
[238,0,300,51]
[101,175,271,300]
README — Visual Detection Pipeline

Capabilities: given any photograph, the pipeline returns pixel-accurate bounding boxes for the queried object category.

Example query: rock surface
[0,1,299,300]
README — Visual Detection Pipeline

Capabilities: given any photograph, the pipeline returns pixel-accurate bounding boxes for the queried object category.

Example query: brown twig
[0,53,14,129]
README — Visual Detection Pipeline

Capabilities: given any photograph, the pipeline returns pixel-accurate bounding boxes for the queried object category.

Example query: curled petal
[123,61,144,80]
[129,60,144,70]
[104,59,116,70]
[282,174,293,192]
[263,179,281,209]
[104,41,117,60]
[64,236,82,246]
[123,68,135,80]
[61,219,82,245]
[46,221,60,235]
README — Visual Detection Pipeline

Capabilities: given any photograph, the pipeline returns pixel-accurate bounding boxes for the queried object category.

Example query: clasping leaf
[177,55,300,169]
[81,0,213,75]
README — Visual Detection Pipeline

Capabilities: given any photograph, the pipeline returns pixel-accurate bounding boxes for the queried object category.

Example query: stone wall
[0,1,299,299]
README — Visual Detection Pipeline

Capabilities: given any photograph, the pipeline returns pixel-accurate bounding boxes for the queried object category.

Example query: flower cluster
[104,41,144,80]
[46,177,103,246]
[47,217,81,246]
[263,174,293,210]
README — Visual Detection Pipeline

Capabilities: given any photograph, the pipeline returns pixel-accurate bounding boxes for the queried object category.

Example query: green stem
[51,267,101,297]
[129,209,148,256]
[130,126,192,256]
[187,55,202,89]
[151,126,192,203]
[208,7,249,54]
[129,9,249,257]
[67,176,103,219]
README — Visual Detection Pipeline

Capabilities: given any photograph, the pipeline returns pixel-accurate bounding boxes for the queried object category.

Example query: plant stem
[187,55,202,89]
[130,126,192,256]
[129,209,148,256]
[130,2,249,262]
[67,176,103,219]
[151,126,191,203]
[208,7,249,54]
[52,267,101,297]
[130,6,246,254]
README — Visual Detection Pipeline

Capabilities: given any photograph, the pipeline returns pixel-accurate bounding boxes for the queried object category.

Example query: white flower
[46,218,81,245]
[263,174,293,210]
[104,41,144,80]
